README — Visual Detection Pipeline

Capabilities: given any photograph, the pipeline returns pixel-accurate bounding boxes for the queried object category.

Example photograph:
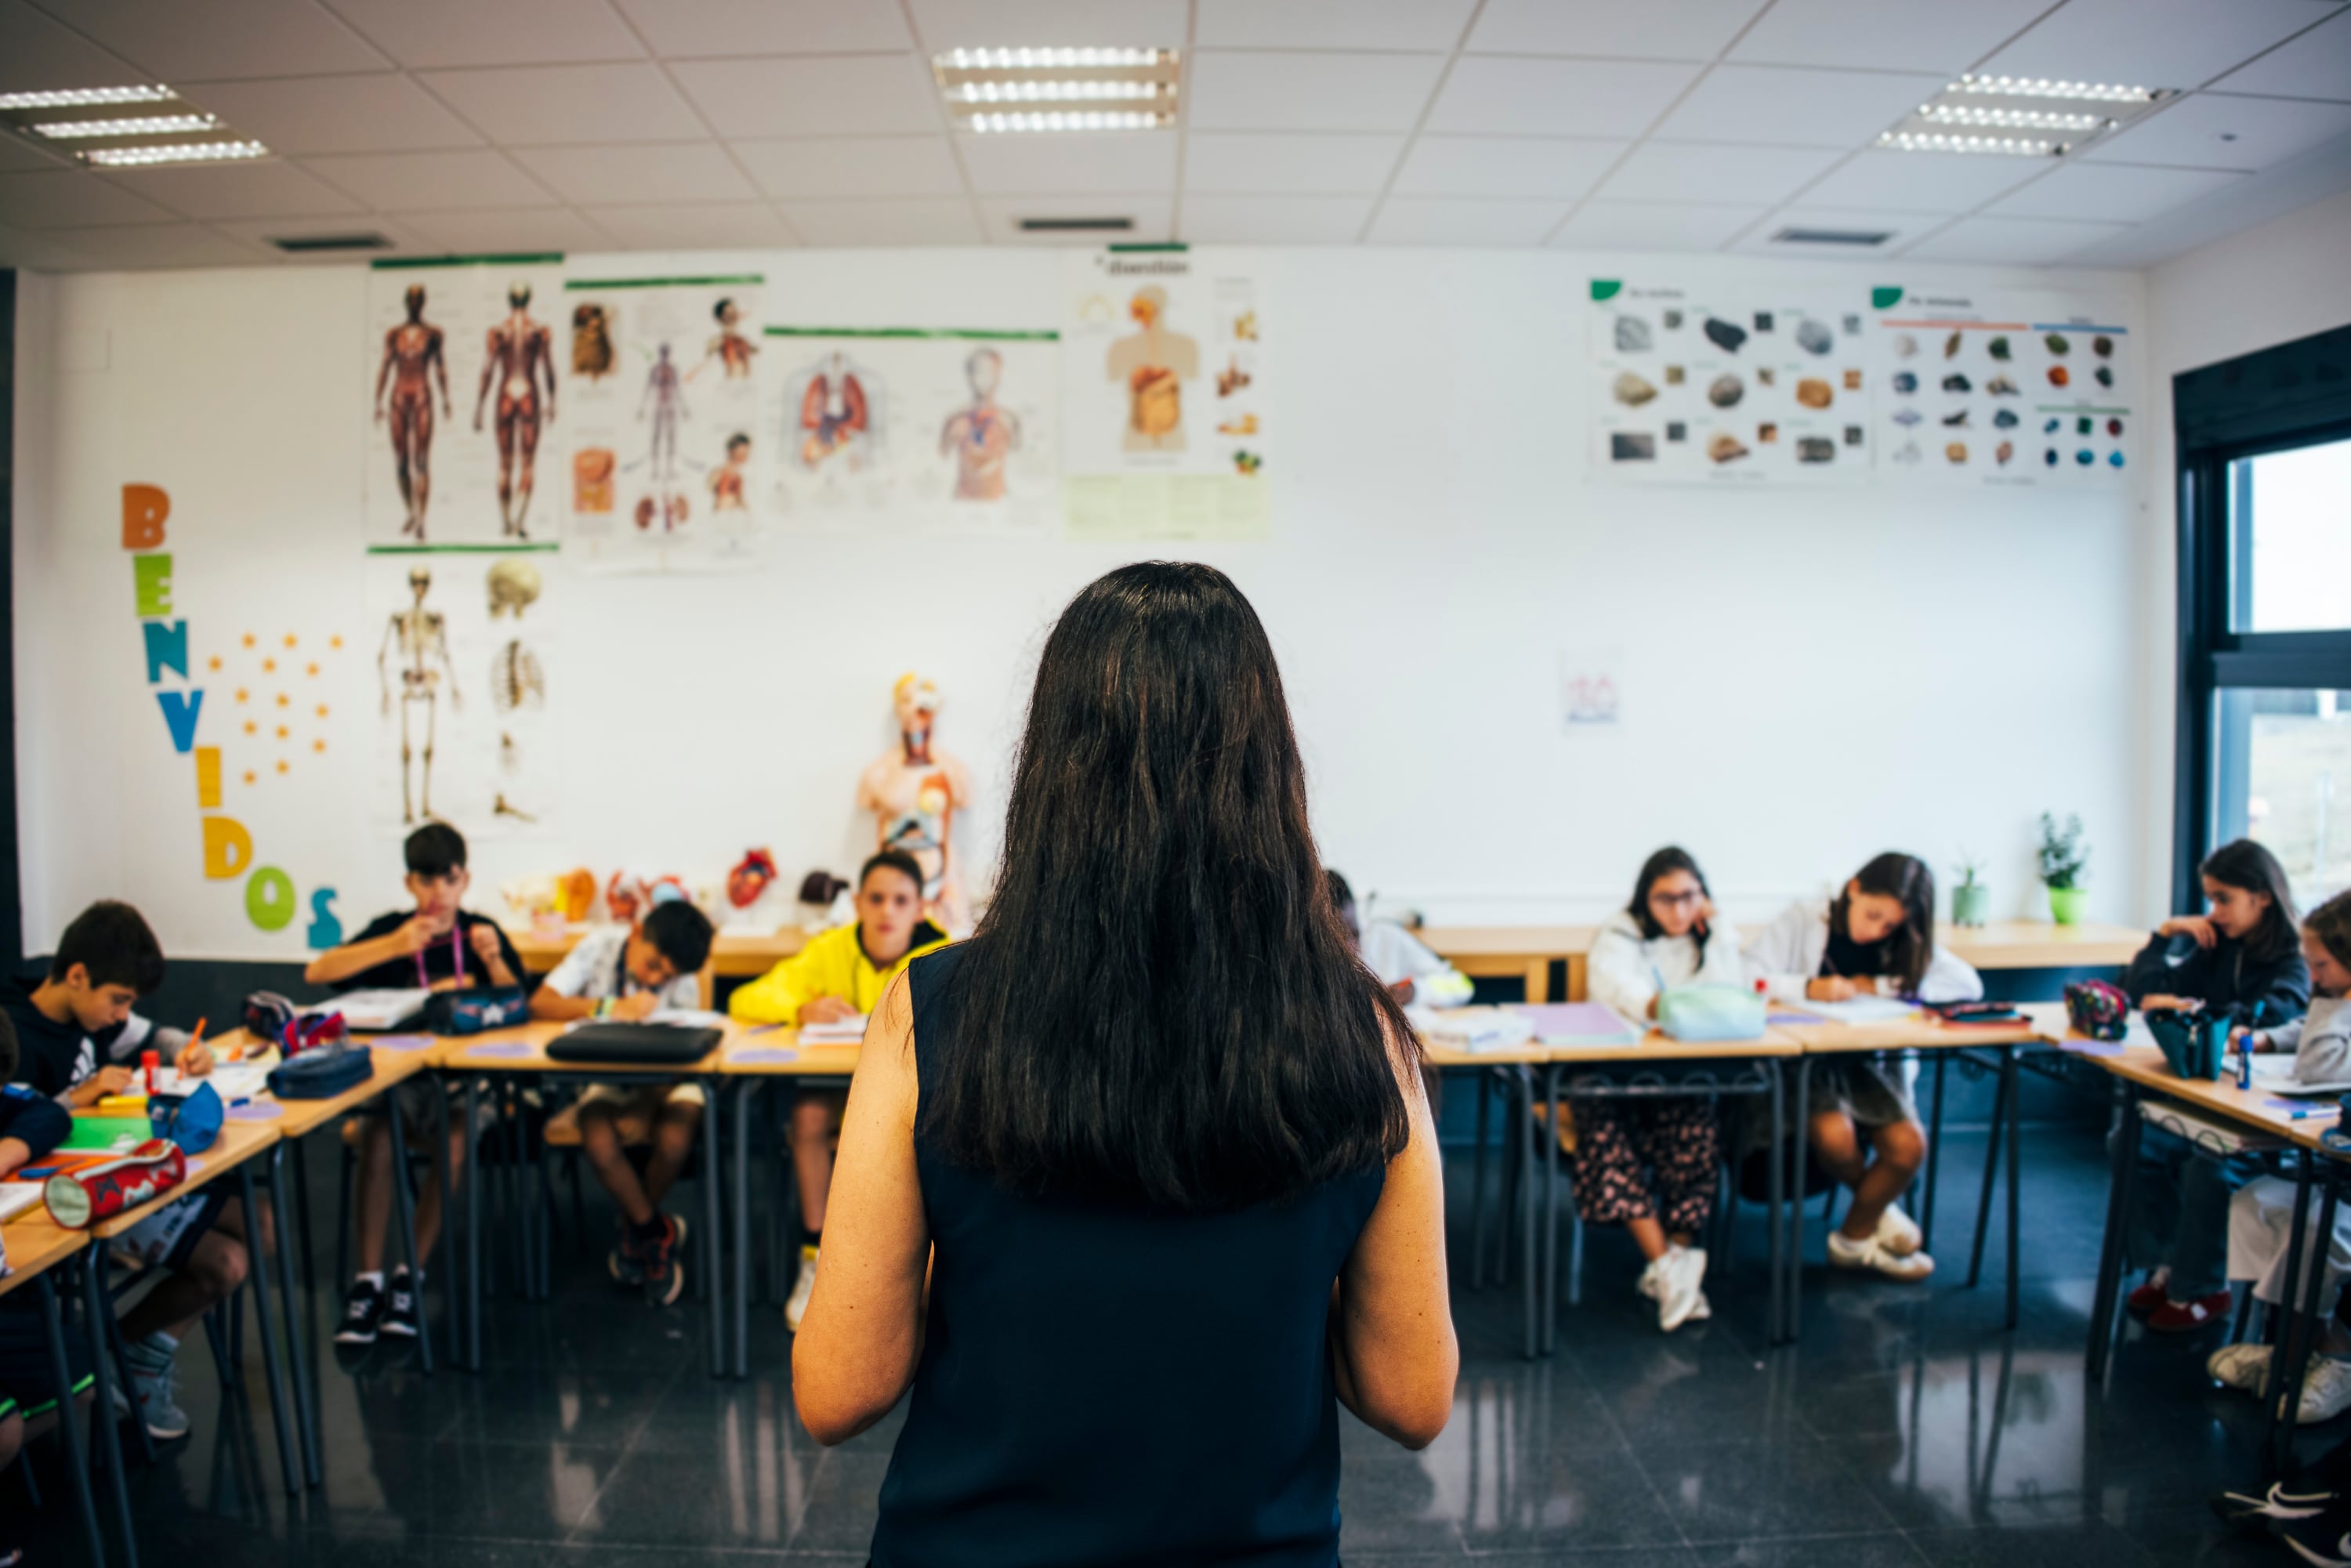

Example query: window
[2174,324,2351,915]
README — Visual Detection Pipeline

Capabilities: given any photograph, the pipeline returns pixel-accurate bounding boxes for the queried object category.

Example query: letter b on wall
[122,484,168,550]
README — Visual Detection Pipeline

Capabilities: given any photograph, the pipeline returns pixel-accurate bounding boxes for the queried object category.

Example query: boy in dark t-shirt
[305,823,522,1346]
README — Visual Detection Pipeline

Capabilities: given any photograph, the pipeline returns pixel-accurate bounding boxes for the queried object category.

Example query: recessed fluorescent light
[34,113,221,139]
[935,46,1179,134]
[969,110,1166,134]
[955,80,1167,103]
[948,48,1162,69]
[0,84,176,110]
[1951,73,2158,103]
[1877,131,2057,155]
[84,139,270,167]
[1878,73,2172,156]
[1918,105,2106,132]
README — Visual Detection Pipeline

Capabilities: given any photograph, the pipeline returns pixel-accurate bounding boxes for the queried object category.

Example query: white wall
[16,245,2153,960]
[2138,188,2351,918]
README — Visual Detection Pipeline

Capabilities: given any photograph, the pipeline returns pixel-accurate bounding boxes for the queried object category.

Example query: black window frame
[2172,321,2351,912]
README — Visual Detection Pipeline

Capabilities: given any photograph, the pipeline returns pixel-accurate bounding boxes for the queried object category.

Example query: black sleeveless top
[871,944,1388,1567]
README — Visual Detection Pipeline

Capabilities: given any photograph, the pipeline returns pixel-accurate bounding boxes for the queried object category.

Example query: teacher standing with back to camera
[795,560,1459,1566]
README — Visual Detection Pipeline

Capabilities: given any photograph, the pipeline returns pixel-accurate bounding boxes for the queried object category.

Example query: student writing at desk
[728,849,947,1331]
[306,823,524,1349]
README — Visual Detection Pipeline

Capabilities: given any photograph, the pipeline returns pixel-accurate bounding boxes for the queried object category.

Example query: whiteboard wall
[13,244,2151,960]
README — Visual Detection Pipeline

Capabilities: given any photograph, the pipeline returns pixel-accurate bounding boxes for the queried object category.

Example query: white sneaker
[1636,1251,1669,1305]
[1827,1229,1935,1282]
[1686,1291,1712,1324]
[1657,1246,1708,1334]
[1875,1202,1923,1258]
[784,1244,819,1333]
[2208,1342,2273,1394]
[2300,1357,2351,1425]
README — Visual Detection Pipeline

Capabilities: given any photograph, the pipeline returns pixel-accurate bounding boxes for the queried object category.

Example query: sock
[391,1265,419,1285]
[804,1229,821,1251]
[356,1270,385,1291]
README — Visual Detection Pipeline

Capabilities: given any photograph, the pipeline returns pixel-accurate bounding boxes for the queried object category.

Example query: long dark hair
[2202,838,2301,962]
[1830,852,1937,994]
[1629,846,1713,961]
[922,563,1412,1209]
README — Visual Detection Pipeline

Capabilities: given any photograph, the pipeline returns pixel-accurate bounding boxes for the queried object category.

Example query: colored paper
[729,1046,801,1066]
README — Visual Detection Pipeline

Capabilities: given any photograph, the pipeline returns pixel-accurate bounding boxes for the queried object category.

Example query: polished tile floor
[6,1121,2321,1566]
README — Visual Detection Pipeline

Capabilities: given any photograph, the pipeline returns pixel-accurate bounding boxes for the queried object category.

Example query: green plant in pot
[1951,851,1991,928]
[2038,812,2088,925]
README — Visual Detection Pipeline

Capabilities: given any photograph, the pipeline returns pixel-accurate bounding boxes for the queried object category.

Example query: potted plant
[2038,812,2089,925]
[1951,852,1991,927]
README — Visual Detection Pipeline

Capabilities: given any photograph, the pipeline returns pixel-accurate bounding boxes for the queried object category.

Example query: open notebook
[0,1184,44,1225]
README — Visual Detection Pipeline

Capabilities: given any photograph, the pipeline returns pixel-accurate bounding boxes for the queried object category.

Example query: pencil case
[1657,985,1766,1043]
[42,1139,190,1229]
[2146,1007,2227,1081]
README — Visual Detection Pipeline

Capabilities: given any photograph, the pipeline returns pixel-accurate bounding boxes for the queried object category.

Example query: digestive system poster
[1060,247,1268,540]
[1589,279,1872,485]
[364,255,568,552]
[562,273,767,573]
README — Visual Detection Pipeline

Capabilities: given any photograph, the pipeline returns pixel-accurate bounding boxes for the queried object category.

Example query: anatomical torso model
[856,674,974,933]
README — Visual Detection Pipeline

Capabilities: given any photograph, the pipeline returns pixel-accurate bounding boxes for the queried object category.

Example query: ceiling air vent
[270,232,395,253]
[1017,216,1134,233]
[1771,226,1895,247]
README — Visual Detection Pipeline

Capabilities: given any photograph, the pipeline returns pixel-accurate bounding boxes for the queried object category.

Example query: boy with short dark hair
[3,900,238,1441]
[306,822,523,1347]
[529,899,715,1304]
[730,849,947,1330]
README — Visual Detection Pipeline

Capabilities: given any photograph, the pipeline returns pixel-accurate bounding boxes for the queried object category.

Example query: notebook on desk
[0,1184,43,1224]
[1509,1003,1640,1047]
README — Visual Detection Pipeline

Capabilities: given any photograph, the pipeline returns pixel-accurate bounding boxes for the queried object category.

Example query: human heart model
[857,673,974,934]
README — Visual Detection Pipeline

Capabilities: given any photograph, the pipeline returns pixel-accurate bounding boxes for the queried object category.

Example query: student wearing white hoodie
[1581,848,1750,1330]
[1744,852,1983,1283]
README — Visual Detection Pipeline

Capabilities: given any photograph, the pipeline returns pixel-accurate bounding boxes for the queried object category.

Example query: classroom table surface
[89,1120,282,1240]
[1415,919,2144,972]
[0,1215,87,1300]
[2051,1030,2345,1159]
[436,1018,726,1075]
[1773,1009,2055,1053]
[509,925,807,979]
[1546,1027,1805,1063]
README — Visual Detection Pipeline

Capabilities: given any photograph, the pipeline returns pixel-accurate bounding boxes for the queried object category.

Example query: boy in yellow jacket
[731,849,947,1329]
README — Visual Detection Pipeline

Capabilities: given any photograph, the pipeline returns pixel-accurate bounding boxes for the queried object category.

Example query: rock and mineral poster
[1589,279,1872,486]
[1867,285,2135,487]
[1061,245,1269,540]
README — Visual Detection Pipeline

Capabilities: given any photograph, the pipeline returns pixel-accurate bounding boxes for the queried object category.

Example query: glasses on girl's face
[1650,890,1704,907]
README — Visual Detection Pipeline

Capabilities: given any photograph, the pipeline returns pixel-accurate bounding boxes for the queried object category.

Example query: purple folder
[1509,1003,1640,1046]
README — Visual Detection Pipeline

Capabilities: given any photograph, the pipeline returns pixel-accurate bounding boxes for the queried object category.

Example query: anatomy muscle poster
[364,255,567,552]
[763,328,1057,534]
[561,273,767,573]
[1589,279,1871,485]
[1061,247,1268,540]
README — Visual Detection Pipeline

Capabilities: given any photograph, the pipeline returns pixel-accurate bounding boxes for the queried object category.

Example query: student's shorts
[0,1298,95,1420]
[353,1077,497,1145]
[117,1189,232,1272]
[574,1081,707,1139]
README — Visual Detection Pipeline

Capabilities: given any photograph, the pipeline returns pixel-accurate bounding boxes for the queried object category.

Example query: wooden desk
[0,1214,85,1298]
[1941,920,2146,971]
[89,1121,279,1240]
[509,925,808,980]
[1416,926,1595,1005]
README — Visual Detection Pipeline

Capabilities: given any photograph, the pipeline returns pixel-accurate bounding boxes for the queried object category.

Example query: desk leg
[465,1077,484,1372]
[2087,1081,2143,1383]
[734,1080,752,1379]
[269,1146,322,1488]
[1767,1063,1786,1346]
[235,1164,302,1496]
[706,1074,725,1379]
[1469,1071,1492,1292]
[1922,1055,1947,1254]
[38,1269,107,1568]
[1520,1069,1537,1360]
[1524,959,1549,1006]
[384,1083,435,1375]
[2259,1150,2317,1474]
[1541,1066,1560,1357]
[2004,1045,2022,1331]
[1787,1056,1812,1345]
[1967,1052,2013,1291]
[2274,1166,2341,1477]
[81,1243,138,1568]
[432,1088,461,1361]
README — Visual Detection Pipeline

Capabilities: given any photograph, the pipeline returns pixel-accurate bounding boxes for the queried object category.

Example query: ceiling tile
[210,210,438,258]
[1796,148,2044,212]
[40,0,388,80]
[1728,0,2055,73]
[1899,214,2131,264]
[1179,193,1371,243]
[2083,92,2351,172]
[1367,196,1563,246]
[0,168,179,228]
[1188,51,1447,133]
[418,63,705,144]
[1987,161,2246,222]
[1425,58,1701,138]
[324,0,644,68]
[36,223,267,268]
[98,160,364,220]
[1979,0,2338,92]
[1467,0,1770,61]
[1183,132,1403,193]
[2214,9,2351,102]
[512,142,755,204]
[614,0,912,56]
[404,205,612,252]
[905,0,1188,53]
[733,135,963,199]
[0,135,70,174]
[1548,200,1765,251]
[670,55,940,138]
[977,191,1173,243]
[1730,205,1934,255]
[1390,136,1625,199]
[958,130,1176,194]
[0,0,146,95]
[1194,0,1476,52]
[1594,142,1842,205]
[1651,66,1945,149]
[781,196,981,244]
[183,75,482,154]
[305,149,552,209]
[0,219,87,268]
[581,201,795,248]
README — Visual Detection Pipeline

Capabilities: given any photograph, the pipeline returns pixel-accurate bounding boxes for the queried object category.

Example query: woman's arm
[792,971,931,1444]
[1585,922,1658,1022]
[1331,1031,1458,1450]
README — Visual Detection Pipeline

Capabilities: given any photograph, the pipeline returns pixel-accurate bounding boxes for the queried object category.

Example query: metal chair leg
[1967,1053,2014,1289]
[37,1270,106,1568]
[79,1250,139,1568]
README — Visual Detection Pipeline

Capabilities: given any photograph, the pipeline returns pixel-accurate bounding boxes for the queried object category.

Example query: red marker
[141,1048,159,1095]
